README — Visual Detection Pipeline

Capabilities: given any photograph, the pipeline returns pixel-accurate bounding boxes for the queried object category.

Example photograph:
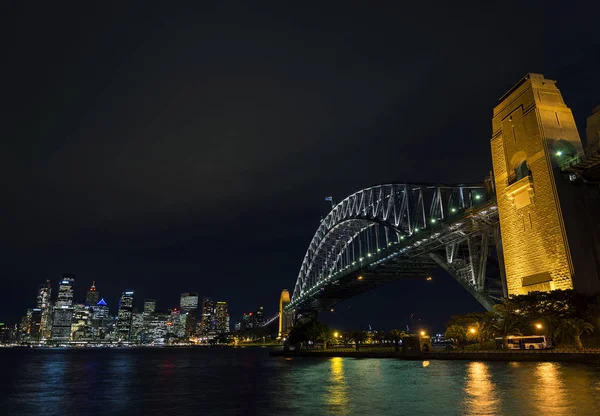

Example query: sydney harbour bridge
[262,73,600,334]
[263,181,507,332]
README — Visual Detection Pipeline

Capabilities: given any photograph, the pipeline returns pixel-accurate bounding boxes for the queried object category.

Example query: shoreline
[270,350,600,364]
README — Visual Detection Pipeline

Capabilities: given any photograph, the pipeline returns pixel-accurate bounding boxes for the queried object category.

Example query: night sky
[2,2,599,332]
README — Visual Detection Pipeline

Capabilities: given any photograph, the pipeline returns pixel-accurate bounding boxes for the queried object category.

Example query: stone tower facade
[490,73,600,296]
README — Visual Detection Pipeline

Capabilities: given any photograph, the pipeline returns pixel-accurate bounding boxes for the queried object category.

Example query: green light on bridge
[451,207,457,213]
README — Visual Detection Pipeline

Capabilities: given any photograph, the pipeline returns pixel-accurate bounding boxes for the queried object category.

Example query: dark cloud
[1,2,599,329]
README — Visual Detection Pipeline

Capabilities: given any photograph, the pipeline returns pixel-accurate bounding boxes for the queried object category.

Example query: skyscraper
[55,275,75,307]
[143,299,156,314]
[180,293,199,337]
[51,275,76,341]
[215,301,229,333]
[70,304,91,341]
[91,298,111,340]
[37,280,53,341]
[116,291,134,341]
[85,281,99,306]
[201,298,214,335]
[255,306,264,327]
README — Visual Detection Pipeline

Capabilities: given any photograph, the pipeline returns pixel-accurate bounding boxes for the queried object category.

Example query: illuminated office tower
[51,276,75,341]
[70,304,91,341]
[131,312,145,343]
[215,302,229,333]
[242,312,254,330]
[91,298,111,340]
[180,293,199,336]
[37,280,53,341]
[116,291,135,341]
[85,281,99,306]
[23,308,42,343]
[255,306,264,326]
[143,299,156,314]
[201,298,215,335]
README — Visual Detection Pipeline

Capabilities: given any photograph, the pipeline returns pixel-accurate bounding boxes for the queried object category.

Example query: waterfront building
[490,73,600,296]
[51,276,76,341]
[37,280,53,341]
[215,301,229,333]
[70,304,92,341]
[116,291,135,341]
[201,298,215,335]
[180,293,199,313]
[85,281,99,306]
[168,308,182,337]
[143,299,156,314]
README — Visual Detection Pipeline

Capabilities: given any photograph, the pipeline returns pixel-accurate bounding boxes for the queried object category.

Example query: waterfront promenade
[271,348,600,364]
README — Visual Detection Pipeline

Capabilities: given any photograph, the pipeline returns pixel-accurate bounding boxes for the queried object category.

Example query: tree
[350,330,368,351]
[557,318,594,350]
[444,324,466,347]
[493,301,523,349]
[467,312,496,349]
[387,329,407,352]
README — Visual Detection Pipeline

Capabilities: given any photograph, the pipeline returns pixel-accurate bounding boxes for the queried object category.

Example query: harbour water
[1,348,599,415]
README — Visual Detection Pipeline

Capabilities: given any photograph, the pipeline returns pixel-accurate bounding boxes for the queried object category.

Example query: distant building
[85,281,99,306]
[201,298,215,335]
[242,312,254,331]
[91,298,112,340]
[24,308,42,343]
[215,301,229,333]
[144,312,169,344]
[116,291,135,341]
[37,280,53,341]
[180,293,199,337]
[56,275,75,307]
[168,308,182,337]
[255,306,264,327]
[51,276,76,341]
[0,323,15,344]
[143,299,156,314]
[93,298,110,320]
[131,312,145,343]
[70,304,91,341]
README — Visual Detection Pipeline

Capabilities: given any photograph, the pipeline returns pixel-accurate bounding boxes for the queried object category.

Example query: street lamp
[469,328,476,334]
[420,330,426,336]
[333,332,339,338]
[358,275,363,280]
[535,323,543,329]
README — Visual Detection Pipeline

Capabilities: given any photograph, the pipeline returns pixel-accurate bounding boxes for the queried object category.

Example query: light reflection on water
[1,349,600,416]
[327,357,348,413]
[464,362,499,415]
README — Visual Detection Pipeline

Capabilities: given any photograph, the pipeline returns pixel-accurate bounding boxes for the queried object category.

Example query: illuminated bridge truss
[287,183,505,316]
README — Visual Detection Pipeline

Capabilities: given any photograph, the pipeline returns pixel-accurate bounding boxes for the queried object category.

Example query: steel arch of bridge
[289,183,502,314]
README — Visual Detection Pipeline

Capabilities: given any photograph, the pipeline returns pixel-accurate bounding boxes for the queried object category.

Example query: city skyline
[4,273,281,346]
[2,2,599,333]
